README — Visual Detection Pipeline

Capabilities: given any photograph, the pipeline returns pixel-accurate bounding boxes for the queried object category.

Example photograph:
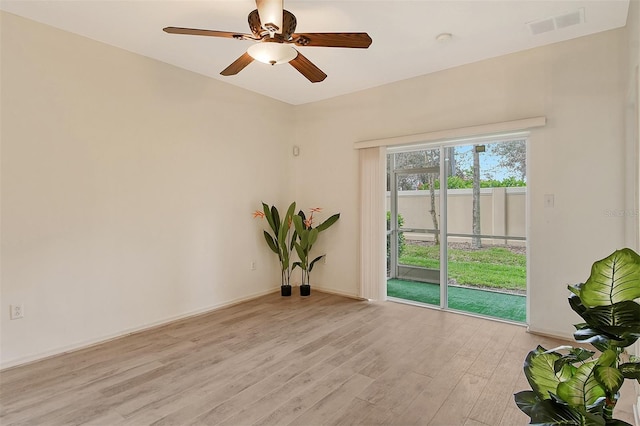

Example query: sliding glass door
[387,148,443,308]
[445,141,527,322]
[387,139,527,323]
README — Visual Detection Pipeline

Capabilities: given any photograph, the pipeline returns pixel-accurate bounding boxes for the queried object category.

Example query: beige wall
[1,8,635,367]
[292,28,627,339]
[0,12,293,367]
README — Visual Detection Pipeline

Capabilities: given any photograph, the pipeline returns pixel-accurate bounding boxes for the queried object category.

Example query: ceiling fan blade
[289,52,327,83]
[256,0,283,33]
[220,52,254,76]
[291,33,372,48]
[163,27,254,40]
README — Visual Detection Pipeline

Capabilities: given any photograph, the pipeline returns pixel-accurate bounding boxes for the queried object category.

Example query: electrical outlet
[322,255,327,265]
[10,304,24,320]
[250,261,256,271]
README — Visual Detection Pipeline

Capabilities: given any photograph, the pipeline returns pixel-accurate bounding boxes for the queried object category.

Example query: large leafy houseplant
[292,207,340,295]
[515,248,640,425]
[253,202,297,295]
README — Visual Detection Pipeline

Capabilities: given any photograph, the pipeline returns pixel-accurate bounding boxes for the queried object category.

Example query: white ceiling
[0,0,630,105]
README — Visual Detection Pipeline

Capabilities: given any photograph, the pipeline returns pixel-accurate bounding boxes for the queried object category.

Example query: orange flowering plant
[292,207,340,286]
[253,202,297,287]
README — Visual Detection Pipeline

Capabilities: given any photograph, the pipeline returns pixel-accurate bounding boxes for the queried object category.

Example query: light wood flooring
[0,291,636,425]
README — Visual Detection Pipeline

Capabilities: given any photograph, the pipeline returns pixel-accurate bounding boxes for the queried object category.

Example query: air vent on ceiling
[527,8,585,35]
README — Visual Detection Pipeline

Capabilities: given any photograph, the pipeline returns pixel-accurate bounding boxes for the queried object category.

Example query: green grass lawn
[399,245,526,291]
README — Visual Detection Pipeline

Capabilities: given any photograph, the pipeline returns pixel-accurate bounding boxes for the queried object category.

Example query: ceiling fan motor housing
[248,9,297,40]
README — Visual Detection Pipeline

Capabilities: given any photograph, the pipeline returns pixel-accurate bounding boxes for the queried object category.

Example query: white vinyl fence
[387,187,526,246]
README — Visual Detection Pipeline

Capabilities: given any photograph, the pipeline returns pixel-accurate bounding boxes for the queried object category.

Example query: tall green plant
[292,208,340,286]
[514,248,640,425]
[254,202,297,287]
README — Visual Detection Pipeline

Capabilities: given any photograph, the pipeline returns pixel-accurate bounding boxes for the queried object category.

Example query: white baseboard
[0,287,279,371]
[312,285,365,301]
[526,325,575,343]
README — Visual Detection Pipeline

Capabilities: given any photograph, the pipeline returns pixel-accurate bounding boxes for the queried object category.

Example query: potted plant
[253,202,297,296]
[292,207,340,296]
[514,248,640,425]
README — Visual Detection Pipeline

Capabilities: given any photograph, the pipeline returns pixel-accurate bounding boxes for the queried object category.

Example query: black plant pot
[281,285,292,297]
[300,284,311,297]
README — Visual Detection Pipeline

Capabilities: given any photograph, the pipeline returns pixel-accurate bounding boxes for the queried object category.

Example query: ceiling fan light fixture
[248,43,297,65]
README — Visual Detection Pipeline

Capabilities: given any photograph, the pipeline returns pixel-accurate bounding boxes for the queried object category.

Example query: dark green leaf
[263,231,279,254]
[573,326,638,349]
[278,202,295,248]
[529,399,600,425]
[581,301,640,335]
[619,362,640,380]
[571,347,597,362]
[573,329,612,352]
[263,202,276,234]
[285,202,296,222]
[514,390,539,416]
[271,206,280,236]
[569,292,588,318]
[316,213,340,232]
[293,215,304,236]
[309,255,324,273]
[554,348,597,373]
[549,392,568,405]
[610,335,640,348]
[583,412,608,426]
[277,216,288,250]
[308,228,319,247]
[586,397,606,416]
[294,243,306,267]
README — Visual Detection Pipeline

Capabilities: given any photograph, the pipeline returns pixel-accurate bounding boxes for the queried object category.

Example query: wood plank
[338,398,395,425]
[392,354,475,425]
[358,366,430,414]
[466,349,522,425]
[251,365,362,426]
[428,373,489,425]
[287,373,374,425]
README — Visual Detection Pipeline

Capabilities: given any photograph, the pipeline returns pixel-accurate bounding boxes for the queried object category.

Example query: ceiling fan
[163,0,372,83]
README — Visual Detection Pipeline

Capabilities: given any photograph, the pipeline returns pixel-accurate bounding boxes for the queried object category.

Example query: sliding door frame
[358,117,545,304]
[386,138,529,321]
[387,147,447,307]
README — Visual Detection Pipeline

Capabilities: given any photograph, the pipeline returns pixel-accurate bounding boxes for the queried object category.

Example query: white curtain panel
[358,146,387,301]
